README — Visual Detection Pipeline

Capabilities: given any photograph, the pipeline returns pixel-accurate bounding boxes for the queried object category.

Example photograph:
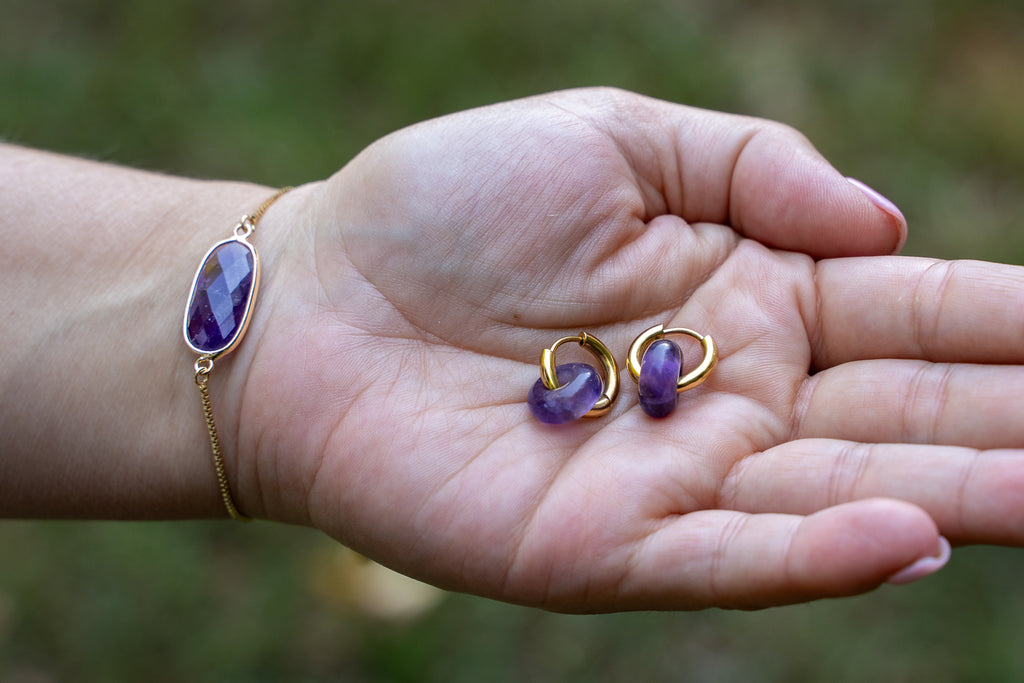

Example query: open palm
[238,88,1024,610]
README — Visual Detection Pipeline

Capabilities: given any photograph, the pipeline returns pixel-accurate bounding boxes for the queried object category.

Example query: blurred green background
[2,1,1023,680]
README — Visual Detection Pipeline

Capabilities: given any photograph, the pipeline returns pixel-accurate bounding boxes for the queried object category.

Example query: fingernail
[846,177,907,250]
[886,536,952,585]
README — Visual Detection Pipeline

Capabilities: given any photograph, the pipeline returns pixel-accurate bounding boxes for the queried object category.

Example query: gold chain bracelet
[183,187,292,520]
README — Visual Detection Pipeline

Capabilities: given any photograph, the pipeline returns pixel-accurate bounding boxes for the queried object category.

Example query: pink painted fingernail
[886,536,952,585]
[847,177,907,250]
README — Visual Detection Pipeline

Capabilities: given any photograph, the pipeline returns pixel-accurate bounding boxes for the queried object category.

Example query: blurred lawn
[2,1,1024,681]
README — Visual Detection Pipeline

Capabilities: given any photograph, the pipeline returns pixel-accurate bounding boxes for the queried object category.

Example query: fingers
[728,137,906,258]
[613,500,944,610]
[564,88,906,258]
[719,439,1024,545]
[813,256,1024,368]
[797,360,1024,449]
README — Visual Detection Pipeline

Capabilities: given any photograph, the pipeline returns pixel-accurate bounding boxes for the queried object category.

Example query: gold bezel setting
[183,232,261,360]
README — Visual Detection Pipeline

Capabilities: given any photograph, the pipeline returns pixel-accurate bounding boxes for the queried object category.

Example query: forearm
[0,144,284,518]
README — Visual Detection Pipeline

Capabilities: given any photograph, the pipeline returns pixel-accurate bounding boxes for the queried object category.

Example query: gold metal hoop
[626,324,717,393]
[539,332,620,417]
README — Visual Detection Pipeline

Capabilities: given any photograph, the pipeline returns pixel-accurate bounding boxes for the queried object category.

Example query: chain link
[195,361,249,522]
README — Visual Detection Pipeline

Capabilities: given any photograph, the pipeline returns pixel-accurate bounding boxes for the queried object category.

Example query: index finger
[812,256,1024,369]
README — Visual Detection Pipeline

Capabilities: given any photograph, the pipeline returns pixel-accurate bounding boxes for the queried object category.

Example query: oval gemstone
[527,362,602,424]
[638,339,682,418]
[184,238,258,355]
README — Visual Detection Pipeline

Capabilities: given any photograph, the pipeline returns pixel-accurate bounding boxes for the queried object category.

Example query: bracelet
[183,187,292,520]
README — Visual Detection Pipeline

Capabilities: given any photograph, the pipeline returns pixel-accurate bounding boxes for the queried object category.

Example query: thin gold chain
[192,186,293,521]
[249,185,292,224]
[195,358,248,521]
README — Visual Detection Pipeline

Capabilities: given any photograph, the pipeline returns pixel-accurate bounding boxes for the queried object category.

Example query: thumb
[572,88,907,258]
[730,131,907,257]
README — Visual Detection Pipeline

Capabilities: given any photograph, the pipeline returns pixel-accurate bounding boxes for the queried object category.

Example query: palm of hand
[244,90,1021,610]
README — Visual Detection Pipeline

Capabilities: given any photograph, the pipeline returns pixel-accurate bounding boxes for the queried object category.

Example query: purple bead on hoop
[627,324,718,418]
[526,332,620,425]
[638,339,683,417]
[528,362,603,424]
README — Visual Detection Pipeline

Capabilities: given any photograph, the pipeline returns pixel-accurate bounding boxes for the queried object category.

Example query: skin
[2,88,1022,612]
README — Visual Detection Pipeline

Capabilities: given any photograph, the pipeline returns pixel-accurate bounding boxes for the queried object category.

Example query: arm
[4,88,1022,611]
[0,143,313,518]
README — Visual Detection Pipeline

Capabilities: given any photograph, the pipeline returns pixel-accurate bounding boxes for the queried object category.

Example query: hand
[237,88,1023,610]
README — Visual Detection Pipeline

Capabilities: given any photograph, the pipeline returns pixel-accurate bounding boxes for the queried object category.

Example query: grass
[2,1,1023,680]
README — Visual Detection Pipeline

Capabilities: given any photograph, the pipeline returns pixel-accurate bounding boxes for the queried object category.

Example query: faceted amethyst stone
[527,362,602,424]
[638,339,682,418]
[185,239,257,355]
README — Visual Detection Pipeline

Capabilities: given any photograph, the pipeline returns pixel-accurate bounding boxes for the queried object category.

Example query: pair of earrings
[527,324,718,424]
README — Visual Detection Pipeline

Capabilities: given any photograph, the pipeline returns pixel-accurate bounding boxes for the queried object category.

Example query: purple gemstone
[638,339,682,418]
[527,362,602,424]
[185,239,257,355]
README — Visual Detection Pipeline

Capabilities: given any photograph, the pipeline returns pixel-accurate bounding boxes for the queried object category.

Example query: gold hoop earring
[527,332,620,424]
[626,324,717,418]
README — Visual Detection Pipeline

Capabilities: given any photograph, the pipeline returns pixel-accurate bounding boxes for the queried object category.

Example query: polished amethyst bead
[527,362,602,424]
[184,238,258,355]
[638,339,682,418]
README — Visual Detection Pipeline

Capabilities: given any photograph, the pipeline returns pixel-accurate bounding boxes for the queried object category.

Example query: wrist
[196,181,325,522]
[0,144,291,518]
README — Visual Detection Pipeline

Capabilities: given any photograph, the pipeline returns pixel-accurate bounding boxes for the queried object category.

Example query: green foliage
[2,1,1023,680]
